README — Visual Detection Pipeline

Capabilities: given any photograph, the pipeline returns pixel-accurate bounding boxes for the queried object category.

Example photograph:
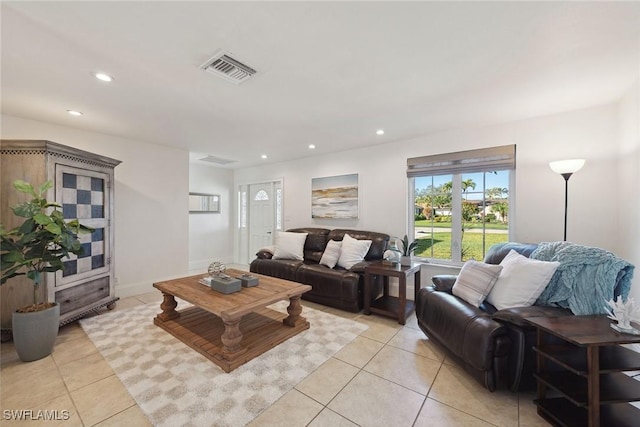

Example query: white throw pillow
[486,250,560,310]
[272,231,308,260]
[452,260,503,307]
[337,234,372,270]
[319,239,342,268]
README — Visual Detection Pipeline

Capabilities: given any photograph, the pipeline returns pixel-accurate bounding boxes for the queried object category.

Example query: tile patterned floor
[1,291,549,426]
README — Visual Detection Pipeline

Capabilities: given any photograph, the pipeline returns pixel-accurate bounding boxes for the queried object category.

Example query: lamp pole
[561,172,572,241]
[549,159,585,242]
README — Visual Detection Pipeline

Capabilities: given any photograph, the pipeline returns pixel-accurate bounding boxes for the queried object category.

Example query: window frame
[407,145,515,265]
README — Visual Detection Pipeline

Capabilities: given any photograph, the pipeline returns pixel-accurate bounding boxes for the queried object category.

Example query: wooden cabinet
[527,315,640,427]
[1,140,121,339]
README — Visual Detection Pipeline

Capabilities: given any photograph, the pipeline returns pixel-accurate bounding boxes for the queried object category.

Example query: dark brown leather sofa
[415,242,571,392]
[250,228,390,312]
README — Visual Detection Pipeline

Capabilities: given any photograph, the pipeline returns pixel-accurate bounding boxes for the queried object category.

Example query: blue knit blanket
[531,242,635,315]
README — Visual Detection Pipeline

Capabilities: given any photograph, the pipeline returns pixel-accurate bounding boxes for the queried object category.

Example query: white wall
[234,102,636,294]
[1,114,191,297]
[618,80,640,303]
[189,163,234,271]
[235,103,622,246]
[4,92,637,301]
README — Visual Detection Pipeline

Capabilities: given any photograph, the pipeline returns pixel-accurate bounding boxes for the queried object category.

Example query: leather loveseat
[250,228,390,312]
[415,242,571,392]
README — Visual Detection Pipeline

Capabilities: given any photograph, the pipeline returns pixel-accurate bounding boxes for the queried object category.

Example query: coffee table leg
[157,293,179,321]
[284,296,306,327]
[221,318,246,359]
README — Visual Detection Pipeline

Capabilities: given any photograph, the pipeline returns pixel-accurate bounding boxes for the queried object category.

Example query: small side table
[526,315,640,427]
[363,260,421,325]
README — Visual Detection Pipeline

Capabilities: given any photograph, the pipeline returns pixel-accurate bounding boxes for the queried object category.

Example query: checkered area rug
[80,301,367,426]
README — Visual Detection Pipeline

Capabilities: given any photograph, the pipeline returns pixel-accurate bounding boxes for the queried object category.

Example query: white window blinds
[407,145,516,177]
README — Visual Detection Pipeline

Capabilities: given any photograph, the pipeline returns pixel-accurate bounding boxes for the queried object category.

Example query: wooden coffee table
[153,269,311,372]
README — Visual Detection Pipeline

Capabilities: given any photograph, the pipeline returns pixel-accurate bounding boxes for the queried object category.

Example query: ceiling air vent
[200,51,257,84]
[198,155,237,165]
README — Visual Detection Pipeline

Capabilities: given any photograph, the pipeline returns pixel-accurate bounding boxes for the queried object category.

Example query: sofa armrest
[431,275,457,293]
[255,250,274,260]
[492,306,572,328]
[464,315,511,369]
[349,260,380,274]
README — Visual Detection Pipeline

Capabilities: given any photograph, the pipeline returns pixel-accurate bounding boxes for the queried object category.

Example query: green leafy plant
[1,180,93,312]
[392,234,419,257]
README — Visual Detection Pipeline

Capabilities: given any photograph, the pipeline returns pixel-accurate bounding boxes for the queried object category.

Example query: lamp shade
[549,159,585,175]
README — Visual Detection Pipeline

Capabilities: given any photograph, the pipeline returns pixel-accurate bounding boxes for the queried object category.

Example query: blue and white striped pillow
[452,260,503,307]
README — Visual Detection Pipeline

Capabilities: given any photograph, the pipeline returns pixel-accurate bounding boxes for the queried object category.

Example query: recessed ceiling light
[67,110,83,116]
[308,144,316,149]
[376,129,385,135]
[261,154,268,159]
[93,72,113,82]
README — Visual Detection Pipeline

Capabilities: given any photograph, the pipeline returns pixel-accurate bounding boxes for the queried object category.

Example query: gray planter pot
[400,256,412,266]
[12,303,60,362]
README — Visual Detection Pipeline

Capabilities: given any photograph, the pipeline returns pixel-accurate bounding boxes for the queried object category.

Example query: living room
[1,1,640,426]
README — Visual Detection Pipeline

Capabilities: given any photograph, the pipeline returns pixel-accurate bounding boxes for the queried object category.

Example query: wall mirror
[189,193,220,213]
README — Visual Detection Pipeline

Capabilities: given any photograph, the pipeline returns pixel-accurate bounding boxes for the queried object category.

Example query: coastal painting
[312,174,358,219]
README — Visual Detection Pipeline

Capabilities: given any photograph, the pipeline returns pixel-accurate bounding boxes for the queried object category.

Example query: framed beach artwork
[311,173,359,219]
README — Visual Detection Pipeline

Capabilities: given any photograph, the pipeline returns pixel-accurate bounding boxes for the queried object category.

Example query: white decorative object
[383,249,400,263]
[604,297,640,332]
[208,261,226,277]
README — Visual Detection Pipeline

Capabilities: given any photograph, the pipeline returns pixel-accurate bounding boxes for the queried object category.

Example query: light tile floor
[1,292,549,427]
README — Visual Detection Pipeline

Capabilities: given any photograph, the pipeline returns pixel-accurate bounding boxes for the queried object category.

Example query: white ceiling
[2,1,639,169]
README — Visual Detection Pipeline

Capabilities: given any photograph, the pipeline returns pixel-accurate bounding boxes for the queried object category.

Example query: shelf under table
[536,398,640,427]
[369,295,415,320]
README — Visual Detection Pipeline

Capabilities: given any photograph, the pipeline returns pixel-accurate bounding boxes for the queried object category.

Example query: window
[238,190,247,228]
[254,190,269,201]
[407,145,515,264]
[276,188,283,230]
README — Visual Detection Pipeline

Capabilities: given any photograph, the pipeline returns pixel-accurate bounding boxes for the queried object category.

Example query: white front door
[249,183,274,260]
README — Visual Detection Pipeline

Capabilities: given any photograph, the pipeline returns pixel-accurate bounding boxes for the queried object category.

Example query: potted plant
[1,180,92,361]
[392,235,418,266]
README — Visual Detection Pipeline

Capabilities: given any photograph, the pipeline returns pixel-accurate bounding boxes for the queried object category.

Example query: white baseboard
[115,261,248,299]
[115,280,156,299]
[114,271,191,298]
[189,256,235,273]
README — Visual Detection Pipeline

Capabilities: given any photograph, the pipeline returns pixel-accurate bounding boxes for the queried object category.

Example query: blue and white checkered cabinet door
[60,172,107,277]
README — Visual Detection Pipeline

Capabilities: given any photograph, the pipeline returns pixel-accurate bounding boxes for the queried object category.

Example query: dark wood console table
[526,315,640,427]
[363,260,421,325]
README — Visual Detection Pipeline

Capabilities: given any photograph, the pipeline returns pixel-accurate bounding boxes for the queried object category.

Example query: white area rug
[80,301,367,427]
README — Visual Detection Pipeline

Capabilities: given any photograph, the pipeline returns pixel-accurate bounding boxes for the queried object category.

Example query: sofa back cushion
[327,229,389,260]
[484,242,538,265]
[287,228,330,263]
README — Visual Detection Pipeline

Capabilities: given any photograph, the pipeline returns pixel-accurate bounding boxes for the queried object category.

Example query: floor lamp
[549,159,585,241]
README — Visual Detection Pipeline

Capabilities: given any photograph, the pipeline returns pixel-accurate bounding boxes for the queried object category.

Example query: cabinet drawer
[56,276,110,315]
